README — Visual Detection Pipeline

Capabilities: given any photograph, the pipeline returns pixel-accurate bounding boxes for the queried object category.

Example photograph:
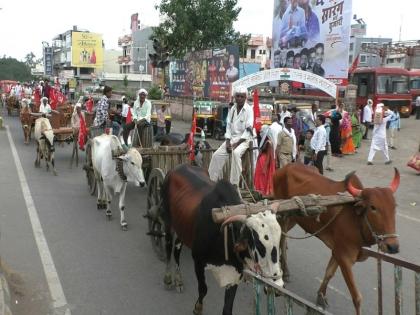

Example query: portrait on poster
[272,0,351,80]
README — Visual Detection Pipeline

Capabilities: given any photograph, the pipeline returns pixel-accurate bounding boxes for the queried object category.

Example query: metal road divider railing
[244,270,332,315]
[361,247,420,315]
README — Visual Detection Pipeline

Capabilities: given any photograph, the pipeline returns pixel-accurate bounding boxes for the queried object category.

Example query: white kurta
[209,103,254,185]
[368,114,392,162]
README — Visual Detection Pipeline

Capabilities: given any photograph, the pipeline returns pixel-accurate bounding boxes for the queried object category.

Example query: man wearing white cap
[367,103,393,165]
[122,89,151,146]
[39,97,52,115]
[208,86,254,187]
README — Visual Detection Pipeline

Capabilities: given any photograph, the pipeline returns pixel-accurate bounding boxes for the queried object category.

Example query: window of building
[350,43,354,51]
[251,49,256,59]
[361,43,368,50]
[349,55,353,63]
[360,55,367,63]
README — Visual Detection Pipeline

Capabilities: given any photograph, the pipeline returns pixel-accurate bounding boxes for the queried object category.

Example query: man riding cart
[208,86,253,189]
[122,89,153,148]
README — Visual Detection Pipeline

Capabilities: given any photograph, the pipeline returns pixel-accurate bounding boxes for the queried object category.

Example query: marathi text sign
[272,0,352,80]
[232,68,337,98]
[71,32,103,68]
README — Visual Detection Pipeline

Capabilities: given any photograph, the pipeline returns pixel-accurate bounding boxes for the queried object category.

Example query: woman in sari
[340,111,356,155]
[351,110,363,149]
[254,125,276,196]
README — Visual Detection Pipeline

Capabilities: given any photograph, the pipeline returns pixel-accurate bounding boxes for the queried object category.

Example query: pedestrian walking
[311,115,327,174]
[276,116,297,168]
[388,108,400,149]
[340,111,356,155]
[351,110,363,149]
[367,104,393,165]
[330,104,343,157]
[362,99,373,139]
[324,117,333,171]
[301,129,314,165]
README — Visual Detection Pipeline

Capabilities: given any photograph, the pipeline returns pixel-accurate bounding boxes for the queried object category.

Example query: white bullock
[34,117,56,175]
[92,134,145,230]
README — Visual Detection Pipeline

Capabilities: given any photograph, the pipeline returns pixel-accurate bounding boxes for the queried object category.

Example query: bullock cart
[6,95,20,116]
[143,140,258,261]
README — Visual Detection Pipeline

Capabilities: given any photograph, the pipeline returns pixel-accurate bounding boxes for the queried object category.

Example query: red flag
[126,107,133,124]
[349,54,360,74]
[78,113,87,150]
[253,89,262,134]
[49,88,58,110]
[187,110,197,161]
[56,90,67,105]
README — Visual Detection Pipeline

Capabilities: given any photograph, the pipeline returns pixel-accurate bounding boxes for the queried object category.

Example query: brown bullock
[273,163,400,315]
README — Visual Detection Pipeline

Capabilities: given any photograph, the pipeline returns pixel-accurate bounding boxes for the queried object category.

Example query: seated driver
[122,88,151,146]
[208,86,254,187]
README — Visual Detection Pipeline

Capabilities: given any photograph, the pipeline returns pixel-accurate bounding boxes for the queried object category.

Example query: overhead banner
[272,0,352,80]
[71,32,103,68]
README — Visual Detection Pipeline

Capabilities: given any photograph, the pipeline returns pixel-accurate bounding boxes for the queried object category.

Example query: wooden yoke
[212,193,358,224]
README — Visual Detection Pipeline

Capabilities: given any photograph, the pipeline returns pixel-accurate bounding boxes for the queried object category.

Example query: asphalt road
[0,111,419,315]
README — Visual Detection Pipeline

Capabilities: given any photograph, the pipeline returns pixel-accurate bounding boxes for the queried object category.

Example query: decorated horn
[347,181,362,197]
[389,168,400,193]
[220,214,247,232]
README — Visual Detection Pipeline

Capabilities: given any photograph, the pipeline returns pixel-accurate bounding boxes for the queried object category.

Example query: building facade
[349,35,392,68]
[243,35,272,69]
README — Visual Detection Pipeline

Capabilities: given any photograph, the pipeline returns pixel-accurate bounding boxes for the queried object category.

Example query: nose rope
[364,214,399,244]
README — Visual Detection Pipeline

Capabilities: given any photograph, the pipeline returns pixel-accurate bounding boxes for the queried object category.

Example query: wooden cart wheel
[84,140,97,196]
[146,168,166,261]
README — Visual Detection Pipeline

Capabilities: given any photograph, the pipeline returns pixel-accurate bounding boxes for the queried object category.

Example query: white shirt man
[367,104,393,165]
[311,115,327,174]
[39,97,52,114]
[121,97,130,119]
[132,89,151,123]
[362,99,373,139]
[208,87,254,186]
[279,107,291,127]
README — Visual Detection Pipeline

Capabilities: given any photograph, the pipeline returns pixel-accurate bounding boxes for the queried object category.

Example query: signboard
[168,45,239,102]
[131,13,139,32]
[71,32,103,68]
[44,47,53,76]
[271,0,352,80]
[232,68,337,98]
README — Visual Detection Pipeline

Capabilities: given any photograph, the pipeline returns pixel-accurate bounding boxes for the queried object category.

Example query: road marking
[315,277,351,301]
[6,126,71,315]
[398,212,420,224]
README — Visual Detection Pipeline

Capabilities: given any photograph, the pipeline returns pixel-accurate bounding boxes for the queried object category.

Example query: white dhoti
[208,140,250,185]
[368,136,390,162]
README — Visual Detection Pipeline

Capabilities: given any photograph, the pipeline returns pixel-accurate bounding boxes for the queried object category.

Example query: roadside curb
[0,271,12,315]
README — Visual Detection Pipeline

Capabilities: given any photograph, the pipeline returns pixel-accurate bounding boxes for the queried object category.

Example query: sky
[0,0,417,61]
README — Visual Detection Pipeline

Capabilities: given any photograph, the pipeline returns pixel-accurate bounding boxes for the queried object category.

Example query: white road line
[315,277,351,301]
[397,212,420,224]
[6,126,71,315]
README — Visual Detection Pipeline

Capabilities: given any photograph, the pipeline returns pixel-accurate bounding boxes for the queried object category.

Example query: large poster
[71,32,103,68]
[168,45,239,102]
[272,0,352,80]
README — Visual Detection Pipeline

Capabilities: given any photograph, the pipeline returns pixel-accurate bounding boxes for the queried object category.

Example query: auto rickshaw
[212,103,230,140]
[151,100,171,135]
[194,100,219,136]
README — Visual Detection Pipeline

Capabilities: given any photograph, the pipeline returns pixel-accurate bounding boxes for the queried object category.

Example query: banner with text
[71,32,103,68]
[272,0,352,80]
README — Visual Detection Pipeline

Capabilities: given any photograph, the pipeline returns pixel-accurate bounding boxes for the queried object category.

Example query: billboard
[272,0,352,80]
[168,45,239,102]
[71,32,103,68]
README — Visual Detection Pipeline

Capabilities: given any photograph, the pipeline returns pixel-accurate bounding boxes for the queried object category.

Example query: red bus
[409,70,420,114]
[351,67,412,117]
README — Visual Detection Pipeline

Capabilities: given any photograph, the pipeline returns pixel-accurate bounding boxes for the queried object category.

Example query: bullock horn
[220,215,247,232]
[344,171,356,184]
[389,168,400,193]
[347,181,362,197]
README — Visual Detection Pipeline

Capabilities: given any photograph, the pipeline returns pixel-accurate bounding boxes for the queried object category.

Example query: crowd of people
[208,87,409,197]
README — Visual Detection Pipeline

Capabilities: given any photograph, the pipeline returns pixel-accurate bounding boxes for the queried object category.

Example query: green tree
[0,57,33,81]
[24,52,36,69]
[236,33,251,58]
[152,0,241,58]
